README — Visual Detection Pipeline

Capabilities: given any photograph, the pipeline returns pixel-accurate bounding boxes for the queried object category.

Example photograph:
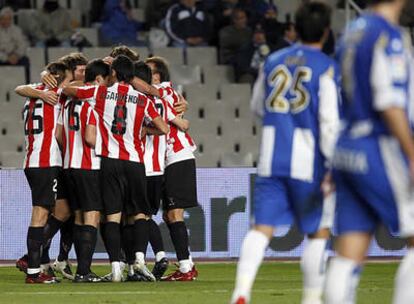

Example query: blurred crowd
[1,0,411,84]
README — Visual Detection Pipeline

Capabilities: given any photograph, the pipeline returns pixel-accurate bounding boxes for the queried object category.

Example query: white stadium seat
[48,47,78,62]
[151,47,184,65]
[77,28,99,46]
[187,47,217,67]
[26,47,46,82]
[184,84,218,105]
[170,65,201,86]
[220,152,254,168]
[0,151,25,168]
[220,83,251,105]
[82,47,112,60]
[0,66,26,103]
[203,65,235,89]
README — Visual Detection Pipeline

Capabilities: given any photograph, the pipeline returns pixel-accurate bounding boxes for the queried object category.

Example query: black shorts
[100,157,150,216]
[64,169,102,212]
[147,175,164,215]
[163,159,198,210]
[24,167,60,208]
[56,169,68,200]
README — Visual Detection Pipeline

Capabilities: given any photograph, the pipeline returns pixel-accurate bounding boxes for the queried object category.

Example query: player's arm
[131,76,162,97]
[174,93,189,115]
[165,100,189,131]
[372,38,414,178]
[250,67,265,117]
[62,86,95,101]
[85,125,97,148]
[15,84,58,105]
[151,117,169,135]
[55,123,63,148]
[145,126,164,136]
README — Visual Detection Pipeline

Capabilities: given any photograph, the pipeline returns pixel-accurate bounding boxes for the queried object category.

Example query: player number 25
[266,65,312,114]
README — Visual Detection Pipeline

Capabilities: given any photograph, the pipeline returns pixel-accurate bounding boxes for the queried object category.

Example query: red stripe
[185,132,195,146]
[39,103,54,167]
[170,124,184,153]
[133,94,146,163]
[95,86,109,157]
[115,84,129,160]
[152,135,161,171]
[25,99,36,168]
[68,103,75,167]
[80,104,91,169]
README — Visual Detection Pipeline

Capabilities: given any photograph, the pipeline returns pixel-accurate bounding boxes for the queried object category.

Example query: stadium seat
[0,102,24,120]
[220,152,254,167]
[0,119,24,136]
[191,118,219,137]
[47,47,78,62]
[77,28,99,46]
[184,84,218,106]
[132,47,149,60]
[131,8,146,22]
[0,151,24,168]
[137,0,149,9]
[187,47,218,67]
[0,67,26,103]
[16,9,38,35]
[70,0,92,12]
[203,65,235,89]
[27,47,46,83]
[68,9,82,27]
[220,83,251,105]
[82,47,112,60]
[151,47,184,65]
[35,0,68,8]
[194,150,219,167]
[201,101,225,122]
[170,65,201,86]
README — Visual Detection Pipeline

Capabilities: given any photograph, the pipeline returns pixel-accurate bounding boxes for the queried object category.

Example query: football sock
[73,224,83,266]
[155,251,166,263]
[41,215,64,264]
[168,221,190,262]
[134,219,149,261]
[76,225,97,276]
[324,256,362,304]
[58,216,74,262]
[104,222,121,262]
[300,239,328,304]
[393,248,414,304]
[149,219,165,257]
[231,230,269,303]
[121,224,135,265]
[27,226,44,278]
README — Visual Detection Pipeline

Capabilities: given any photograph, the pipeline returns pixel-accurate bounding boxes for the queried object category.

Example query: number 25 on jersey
[265,65,312,114]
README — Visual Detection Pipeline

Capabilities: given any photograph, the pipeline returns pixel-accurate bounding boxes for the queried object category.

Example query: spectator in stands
[238,0,269,26]
[233,27,270,84]
[211,0,238,46]
[274,22,297,51]
[165,0,211,47]
[145,0,173,27]
[100,0,146,47]
[0,7,29,81]
[32,0,73,47]
[256,3,283,50]
[219,8,252,64]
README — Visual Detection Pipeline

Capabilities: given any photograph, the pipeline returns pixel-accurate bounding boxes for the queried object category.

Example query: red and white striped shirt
[144,96,176,176]
[23,85,64,168]
[59,96,100,170]
[75,83,160,163]
[156,82,196,166]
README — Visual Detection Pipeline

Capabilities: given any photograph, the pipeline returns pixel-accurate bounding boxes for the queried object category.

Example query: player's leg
[105,212,123,281]
[393,238,414,304]
[231,177,289,303]
[162,159,198,281]
[146,175,168,279]
[24,168,59,284]
[324,171,377,304]
[121,216,138,280]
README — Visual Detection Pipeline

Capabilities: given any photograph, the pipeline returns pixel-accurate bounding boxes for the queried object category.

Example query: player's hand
[409,159,414,184]
[321,172,335,198]
[8,53,19,65]
[103,56,114,66]
[175,94,188,115]
[41,71,57,88]
[40,90,58,105]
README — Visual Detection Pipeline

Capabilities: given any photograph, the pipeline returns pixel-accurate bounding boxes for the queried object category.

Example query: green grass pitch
[0,262,397,304]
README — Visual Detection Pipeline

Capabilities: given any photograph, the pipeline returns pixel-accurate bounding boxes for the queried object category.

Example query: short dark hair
[111,55,134,82]
[46,61,68,86]
[59,52,88,72]
[145,56,170,83]
[110,45,140,62]
[295,2,331,43]
[85,59,110,83]
[133,61,152,84]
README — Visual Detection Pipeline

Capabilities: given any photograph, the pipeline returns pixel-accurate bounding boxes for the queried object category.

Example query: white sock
[155,251,166,262]
[231,230,270,303]
[324,256,362,304]
[111,261,120,273]
[135,252,145,265]
[128,264,134,276]
[179,259,192,273]
[393,248,414,304]
[27,268,40,275]
[300,239,328,304]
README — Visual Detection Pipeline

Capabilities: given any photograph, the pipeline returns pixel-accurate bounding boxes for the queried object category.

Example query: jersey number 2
[266,65,312,114]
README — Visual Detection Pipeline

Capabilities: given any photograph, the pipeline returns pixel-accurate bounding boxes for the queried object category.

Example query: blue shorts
[333,136,414,237]
[254,176,325,234]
